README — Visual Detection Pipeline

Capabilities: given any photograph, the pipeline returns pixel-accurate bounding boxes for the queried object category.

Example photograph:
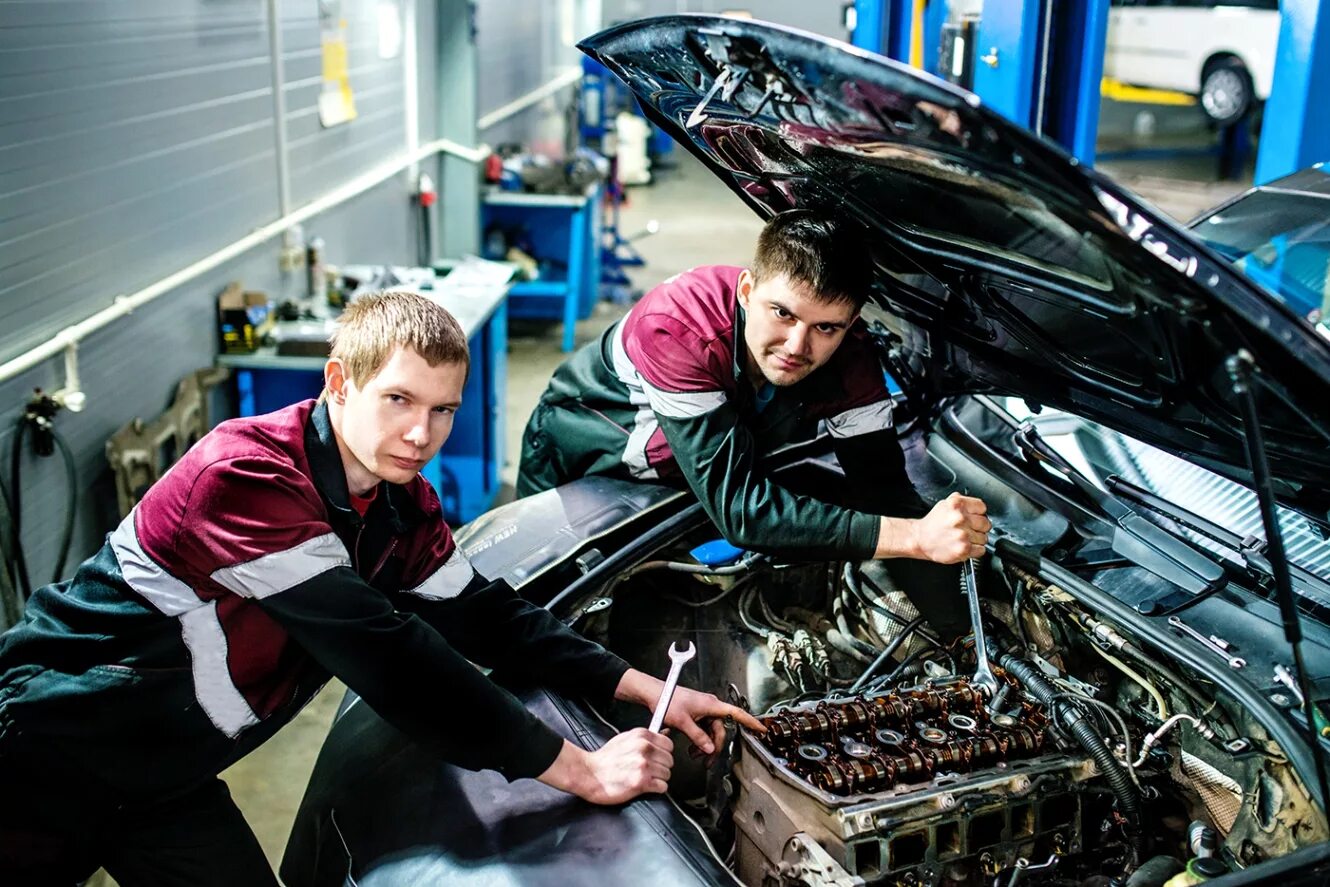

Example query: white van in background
[1104,0,1281,125]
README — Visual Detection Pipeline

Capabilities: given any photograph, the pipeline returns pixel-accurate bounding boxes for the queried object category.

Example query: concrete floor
[90,113,1250,884]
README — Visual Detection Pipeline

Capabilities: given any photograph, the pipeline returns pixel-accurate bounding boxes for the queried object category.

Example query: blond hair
[329,291,469,387]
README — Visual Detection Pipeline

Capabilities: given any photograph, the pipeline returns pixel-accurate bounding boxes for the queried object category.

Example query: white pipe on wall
[1,60,582,392]
[0,137,485,389]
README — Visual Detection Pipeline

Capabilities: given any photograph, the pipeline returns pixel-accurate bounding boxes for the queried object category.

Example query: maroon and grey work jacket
[520,265,922,559]
[0,400,628,802]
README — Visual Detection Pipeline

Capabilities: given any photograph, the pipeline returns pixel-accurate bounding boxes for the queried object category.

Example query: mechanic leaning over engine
[0,291,760,887]
[517,210,991,625]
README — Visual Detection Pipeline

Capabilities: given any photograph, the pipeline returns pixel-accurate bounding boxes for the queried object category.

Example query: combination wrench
[963,558,1001,699]
[648,640,698,732]
[1168,616,1246,669]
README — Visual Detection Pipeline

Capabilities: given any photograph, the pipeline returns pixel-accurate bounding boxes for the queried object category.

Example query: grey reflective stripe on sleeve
[210,533,350,599]
[110,510,200,616]
[180,603,261,738]
[110,509,260,738]
[610,321,661,480]
[402,547,476,601]
[639,378,727,419]
[826,399,894,438]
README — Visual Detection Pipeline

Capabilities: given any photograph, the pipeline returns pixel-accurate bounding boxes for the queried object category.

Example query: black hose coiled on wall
[999,651,1148,862]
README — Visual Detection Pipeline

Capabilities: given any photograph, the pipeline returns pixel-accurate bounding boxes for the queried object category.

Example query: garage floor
[88,140,1248,885]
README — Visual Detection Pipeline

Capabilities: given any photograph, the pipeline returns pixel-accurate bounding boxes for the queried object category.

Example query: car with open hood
[280,16,1330,887]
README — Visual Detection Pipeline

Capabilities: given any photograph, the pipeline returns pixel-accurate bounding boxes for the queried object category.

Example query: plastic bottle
[306,237,328,318]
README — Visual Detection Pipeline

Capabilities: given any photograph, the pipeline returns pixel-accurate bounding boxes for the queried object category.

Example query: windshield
[1191,189,1330,333]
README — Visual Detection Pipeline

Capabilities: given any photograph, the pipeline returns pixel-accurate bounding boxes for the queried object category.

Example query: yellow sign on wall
[318,2,357,127]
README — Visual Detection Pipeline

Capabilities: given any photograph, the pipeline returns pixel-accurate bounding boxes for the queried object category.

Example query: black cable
[49,427,77,584]
[1000,651,1147,862]
[850,616,925,692]
[0,453,20,626]
[854,567,955,668]
[8,420,32,600]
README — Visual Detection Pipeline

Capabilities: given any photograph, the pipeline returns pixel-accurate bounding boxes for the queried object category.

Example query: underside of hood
[580,15,1330,519]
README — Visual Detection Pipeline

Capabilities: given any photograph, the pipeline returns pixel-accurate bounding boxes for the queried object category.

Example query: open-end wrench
[648,640,698,732]
[963,559,1000,700]
[1168,616,1246,669]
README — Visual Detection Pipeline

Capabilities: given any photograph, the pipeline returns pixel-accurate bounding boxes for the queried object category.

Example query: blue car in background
[1190,164,1330,330]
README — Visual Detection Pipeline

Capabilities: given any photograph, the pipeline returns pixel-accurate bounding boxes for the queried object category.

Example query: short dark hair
[751,210,874,310]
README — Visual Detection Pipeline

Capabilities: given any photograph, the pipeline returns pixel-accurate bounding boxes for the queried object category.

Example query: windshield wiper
[1106,475,1330,614]
[1013,422,1226,597]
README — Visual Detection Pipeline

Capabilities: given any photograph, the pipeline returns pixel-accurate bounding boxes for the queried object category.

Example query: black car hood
[581,16,1330,519]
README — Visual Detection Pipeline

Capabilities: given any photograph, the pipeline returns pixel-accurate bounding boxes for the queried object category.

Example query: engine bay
[574,543,1328,886]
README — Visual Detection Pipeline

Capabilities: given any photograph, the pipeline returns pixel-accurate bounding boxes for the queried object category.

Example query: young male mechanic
[517,210,991,567]
[0,292,759,886]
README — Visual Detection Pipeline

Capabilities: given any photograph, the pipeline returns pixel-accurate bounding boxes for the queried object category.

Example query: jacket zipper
[352,523,364,573]
[368,540,397,584]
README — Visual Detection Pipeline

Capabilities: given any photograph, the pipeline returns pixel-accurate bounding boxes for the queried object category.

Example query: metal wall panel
[476,0,587,151]
[0,0,446,628]
[0,0,279,364]
[282,2,409,206]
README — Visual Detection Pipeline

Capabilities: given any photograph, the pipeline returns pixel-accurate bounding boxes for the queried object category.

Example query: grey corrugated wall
[0,0,486,627]
[476,0,597,152]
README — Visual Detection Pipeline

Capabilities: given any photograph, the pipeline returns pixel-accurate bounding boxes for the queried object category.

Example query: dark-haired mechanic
[517,210,990,570]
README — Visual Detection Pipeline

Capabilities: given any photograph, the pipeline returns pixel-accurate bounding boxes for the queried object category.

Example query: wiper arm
[1107,475,1330,609]
[1013,423,1225,596]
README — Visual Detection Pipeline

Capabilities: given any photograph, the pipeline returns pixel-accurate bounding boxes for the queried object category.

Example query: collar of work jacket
[305,399,429,537]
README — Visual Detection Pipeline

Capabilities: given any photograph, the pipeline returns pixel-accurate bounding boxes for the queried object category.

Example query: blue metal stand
[600,170,645,296]
[970,0,1043,130]
[1255,0,1330,184]
[966,0,1108,165]
[482,188,600,353]
[851,1,917,65]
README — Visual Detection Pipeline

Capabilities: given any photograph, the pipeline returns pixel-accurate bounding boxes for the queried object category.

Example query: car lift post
[968,0,1109,165]
[850,1,948,74]
[1255,0,1330,184]
[849,0,912,63]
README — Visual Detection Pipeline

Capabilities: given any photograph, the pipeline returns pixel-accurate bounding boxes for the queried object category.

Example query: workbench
[218,262,512,525]
[482,185,601,352]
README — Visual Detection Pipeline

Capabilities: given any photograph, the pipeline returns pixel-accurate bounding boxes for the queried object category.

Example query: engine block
[735,679,1097,885]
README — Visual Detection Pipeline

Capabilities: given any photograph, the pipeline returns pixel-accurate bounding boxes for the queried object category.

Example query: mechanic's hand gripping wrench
[1168,616,1246,669]
[963,558,1001,700]
[648,640,697,733]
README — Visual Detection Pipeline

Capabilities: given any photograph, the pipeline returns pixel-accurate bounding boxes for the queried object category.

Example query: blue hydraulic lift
[1256,0,1330,184]
[851,1,1108,165]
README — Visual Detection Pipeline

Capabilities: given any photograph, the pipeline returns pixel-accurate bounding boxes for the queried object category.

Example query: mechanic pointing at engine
[518,210,991,574]
[0,291,761,887]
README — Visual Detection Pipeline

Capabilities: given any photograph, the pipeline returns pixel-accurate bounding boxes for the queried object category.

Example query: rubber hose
[8,420,31,600]
[851,616,926,692]
[50,428,77,584]
[999,652,1148,860]
[825,628,872,664]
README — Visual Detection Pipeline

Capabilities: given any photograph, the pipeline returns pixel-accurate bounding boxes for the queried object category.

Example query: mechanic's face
[325,345,465,495]
[737,270,857,387]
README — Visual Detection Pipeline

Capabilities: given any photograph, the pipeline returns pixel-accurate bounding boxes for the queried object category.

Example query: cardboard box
[217,282,274,354]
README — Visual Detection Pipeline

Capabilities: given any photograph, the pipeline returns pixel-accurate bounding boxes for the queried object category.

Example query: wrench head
[668,640,697,664]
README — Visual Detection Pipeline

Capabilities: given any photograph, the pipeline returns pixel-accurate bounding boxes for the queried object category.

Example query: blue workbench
[482,186,601,352]
[218,266,511,525]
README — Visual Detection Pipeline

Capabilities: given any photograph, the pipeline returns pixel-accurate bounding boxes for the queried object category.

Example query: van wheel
[1200,58,1253,126]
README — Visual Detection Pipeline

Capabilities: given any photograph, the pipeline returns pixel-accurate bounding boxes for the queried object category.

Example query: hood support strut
[1228,349,1330,811]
